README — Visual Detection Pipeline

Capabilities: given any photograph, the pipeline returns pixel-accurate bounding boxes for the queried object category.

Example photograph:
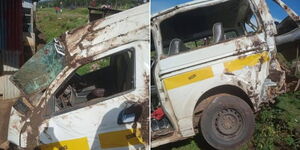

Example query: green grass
[36,8,88,42]
[36,7,111,76]
[76,57,110,76]
[36,7,116,76]
[249,92,300,150]
[154,92,300,150]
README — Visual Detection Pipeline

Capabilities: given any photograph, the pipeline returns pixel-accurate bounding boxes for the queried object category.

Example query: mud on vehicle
[150,0,300,149]
[7,4,150,150]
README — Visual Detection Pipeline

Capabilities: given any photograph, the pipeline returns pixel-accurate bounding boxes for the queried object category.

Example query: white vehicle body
[151,0,287,147]
[7,3,150,150]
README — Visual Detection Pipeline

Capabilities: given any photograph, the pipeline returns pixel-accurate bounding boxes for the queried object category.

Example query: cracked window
[10,40,66,96]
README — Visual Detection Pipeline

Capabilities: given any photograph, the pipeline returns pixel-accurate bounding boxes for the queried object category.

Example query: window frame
[182,29,239,49]
[45,48,136,117]
[157,0,264,59]
[75,56,111,76]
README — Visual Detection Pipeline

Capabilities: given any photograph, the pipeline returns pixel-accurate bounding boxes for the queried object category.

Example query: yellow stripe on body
[99,128,144,149]
[163,52,269,91]
[224,51,270,72]
[40,137,89,150]
[163,67,214,90]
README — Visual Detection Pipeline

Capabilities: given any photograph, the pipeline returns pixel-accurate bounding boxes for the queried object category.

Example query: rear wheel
[200,94,255,150]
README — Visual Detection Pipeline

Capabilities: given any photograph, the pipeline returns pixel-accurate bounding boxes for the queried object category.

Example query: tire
[200,94,255,150]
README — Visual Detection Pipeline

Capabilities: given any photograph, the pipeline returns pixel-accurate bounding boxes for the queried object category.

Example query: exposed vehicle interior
[49,49,135,112]
[151,0,259,140]
[159,0,258,56]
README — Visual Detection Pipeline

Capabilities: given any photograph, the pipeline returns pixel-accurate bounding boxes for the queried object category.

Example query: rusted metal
[0,0,39,100]
[273,0,300,27]
[0,0,24,63]
[136,100,150,144]
[151,0,298,148]
[7,3,150,150]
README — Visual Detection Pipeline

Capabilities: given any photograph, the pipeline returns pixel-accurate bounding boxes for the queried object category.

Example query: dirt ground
[0,100,14,149]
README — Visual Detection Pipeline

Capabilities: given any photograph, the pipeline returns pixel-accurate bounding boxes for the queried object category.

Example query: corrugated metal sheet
[0,0,6,51]
[0,0,24,100]
[0,0,24,61]
[0,51,21,100]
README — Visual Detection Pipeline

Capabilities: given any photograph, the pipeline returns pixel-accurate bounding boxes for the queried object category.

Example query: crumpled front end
[7,107,27,148]
[261,56,286,105]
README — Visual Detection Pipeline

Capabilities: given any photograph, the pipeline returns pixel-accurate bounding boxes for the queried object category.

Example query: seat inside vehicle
[160,0,259,53]
[51,50,134,111]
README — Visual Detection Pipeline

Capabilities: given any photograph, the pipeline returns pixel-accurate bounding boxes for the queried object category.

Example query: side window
[184,36,212,49]
[183,31,238,49]
[76,57,110,76]
[225,31,238,40]
[48,49,135,113]
[244,15,259,34]
[159,0,260,56]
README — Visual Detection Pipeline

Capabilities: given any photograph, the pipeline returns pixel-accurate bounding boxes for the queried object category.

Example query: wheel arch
[192,84,254,132]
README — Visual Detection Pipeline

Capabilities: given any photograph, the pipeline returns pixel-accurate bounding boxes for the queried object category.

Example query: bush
[251,91,300,150]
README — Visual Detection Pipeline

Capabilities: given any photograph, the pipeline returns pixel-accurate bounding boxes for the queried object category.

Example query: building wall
[0,0,24,100]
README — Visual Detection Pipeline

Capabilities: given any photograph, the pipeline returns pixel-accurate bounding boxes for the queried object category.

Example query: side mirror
[117,103,142,124]
[118,111,136,124]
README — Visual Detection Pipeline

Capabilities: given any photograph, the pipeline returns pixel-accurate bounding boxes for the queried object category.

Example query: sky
[151,0,300,22]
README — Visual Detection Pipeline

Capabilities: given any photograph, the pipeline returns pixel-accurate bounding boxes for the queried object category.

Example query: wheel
[200,94,255,150]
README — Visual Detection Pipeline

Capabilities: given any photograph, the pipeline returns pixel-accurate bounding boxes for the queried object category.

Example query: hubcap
[215,108,242,136]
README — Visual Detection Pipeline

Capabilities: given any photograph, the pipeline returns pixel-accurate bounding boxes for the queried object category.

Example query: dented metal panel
[252,0,278,36]
[151,0,289,147]
[38,93,145,150]
[273,0,300,27]
[7,3,150,150]
[31,41,150,150]
[10,3,149,99]
[62,3,149,57]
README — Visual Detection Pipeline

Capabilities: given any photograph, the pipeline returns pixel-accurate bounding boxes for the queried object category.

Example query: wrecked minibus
[7,3,149,150]
[151,0,300,149]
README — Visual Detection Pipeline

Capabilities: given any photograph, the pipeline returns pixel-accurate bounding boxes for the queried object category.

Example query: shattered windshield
[10,39,67,95]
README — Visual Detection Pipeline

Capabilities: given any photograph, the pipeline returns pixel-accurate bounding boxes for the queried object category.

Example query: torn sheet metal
[273,0,300,27]
[151,0,296,147]
[7,3,150,150]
